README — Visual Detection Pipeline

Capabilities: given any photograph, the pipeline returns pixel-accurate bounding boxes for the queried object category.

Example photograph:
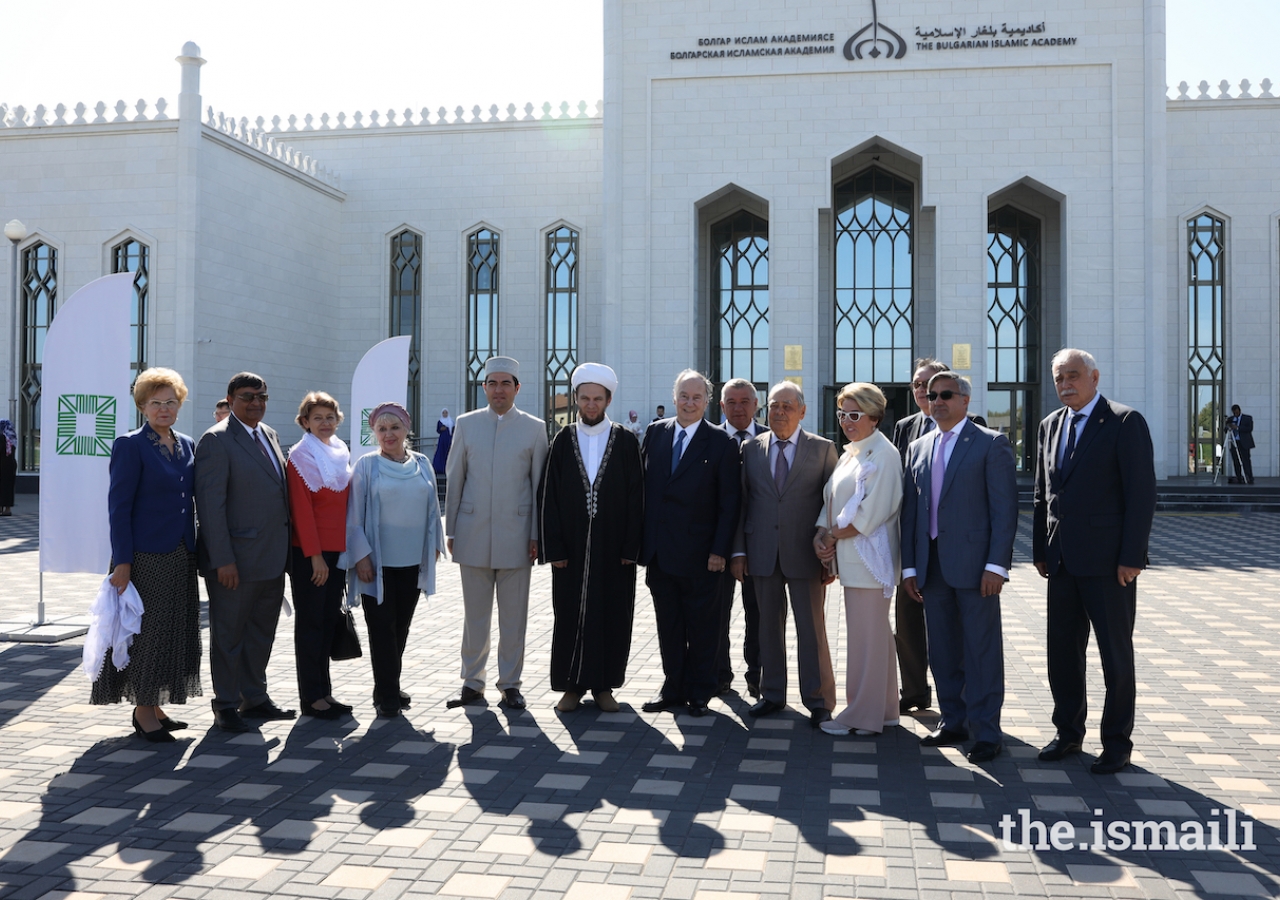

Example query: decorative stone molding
[1169,79,1275,101]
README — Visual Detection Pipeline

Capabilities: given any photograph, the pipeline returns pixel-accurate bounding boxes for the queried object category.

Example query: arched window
[389,230,423,423]
[833,167,914,386]
[20,241,57,471]
[545,226,578,436]
[986,206,1041,472]
[112,238,149,427]
[710,210,769,393]
[467,229,500,411]
[1188,213,1226,474]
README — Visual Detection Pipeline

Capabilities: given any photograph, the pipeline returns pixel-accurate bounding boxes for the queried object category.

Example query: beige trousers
[459,565,531,691]
[832,587,899,733]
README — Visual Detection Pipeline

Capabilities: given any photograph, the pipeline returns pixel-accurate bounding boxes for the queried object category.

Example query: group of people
[95,346,1157,774]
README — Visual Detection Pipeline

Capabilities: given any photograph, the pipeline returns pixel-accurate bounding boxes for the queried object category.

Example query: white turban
[571,363,618,394]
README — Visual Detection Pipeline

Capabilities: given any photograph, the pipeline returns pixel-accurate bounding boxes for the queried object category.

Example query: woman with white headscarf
[432,408,454,476]
[286,391,353,719]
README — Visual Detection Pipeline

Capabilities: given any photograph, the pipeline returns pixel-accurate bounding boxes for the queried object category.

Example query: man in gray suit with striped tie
[195,372,294,732]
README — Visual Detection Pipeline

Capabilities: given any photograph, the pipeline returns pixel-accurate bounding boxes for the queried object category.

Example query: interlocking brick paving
[1,494,1278,898]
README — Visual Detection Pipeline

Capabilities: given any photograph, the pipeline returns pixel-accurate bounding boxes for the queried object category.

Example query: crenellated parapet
[0,99,171,127]
[1167,79,1277,101]
[243,100,605,132]
[204,108,340,188]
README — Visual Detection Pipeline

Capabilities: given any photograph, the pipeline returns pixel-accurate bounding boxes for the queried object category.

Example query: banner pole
[36,571,45,625]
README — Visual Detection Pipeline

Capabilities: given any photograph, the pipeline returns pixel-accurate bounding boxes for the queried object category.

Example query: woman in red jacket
[287,391,353,719]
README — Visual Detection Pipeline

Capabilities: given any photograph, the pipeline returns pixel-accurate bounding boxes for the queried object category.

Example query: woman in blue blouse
[94,368,202,742]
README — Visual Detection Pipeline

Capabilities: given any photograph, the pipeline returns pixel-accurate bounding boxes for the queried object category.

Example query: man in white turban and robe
[538,363,644,712]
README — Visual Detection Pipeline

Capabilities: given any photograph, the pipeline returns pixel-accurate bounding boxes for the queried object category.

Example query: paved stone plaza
[1,494,1278,899]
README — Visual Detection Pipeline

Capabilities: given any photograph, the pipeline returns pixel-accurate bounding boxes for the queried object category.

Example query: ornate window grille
[112,239,149,427]
[545,226,579,437]
[389,230,423,423]
[833,167,914,386]
[986,206,1041,472]
[1187,213,1226,474]
[20,242,57,471]
[467,229,500,411]
[710,211,769,398]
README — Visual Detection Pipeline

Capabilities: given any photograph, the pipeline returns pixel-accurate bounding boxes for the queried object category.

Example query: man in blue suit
[1033,349,1156,774]
[640,369,741,716]
[1227,404,1254,485]
[901,371,1018,763]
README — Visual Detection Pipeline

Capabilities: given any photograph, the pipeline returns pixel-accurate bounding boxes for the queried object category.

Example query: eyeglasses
[911,380,929,390]
[146,399,179,411]
[836,410,869,423]
[234,392,269,403]
[926,390,959,401]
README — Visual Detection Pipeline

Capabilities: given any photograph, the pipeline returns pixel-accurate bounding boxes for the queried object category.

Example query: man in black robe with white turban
[538,363,644,712]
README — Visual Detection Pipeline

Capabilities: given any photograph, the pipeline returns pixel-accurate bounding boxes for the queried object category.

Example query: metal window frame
[466,228,501,412]
[389,229,424,424]
[1187,212,1226,474]
[544,224,579,437]
[19,241,57,472]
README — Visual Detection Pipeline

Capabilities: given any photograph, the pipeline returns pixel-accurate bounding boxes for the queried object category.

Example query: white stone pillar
[174,43,203,410]
[1144,0,1170,476]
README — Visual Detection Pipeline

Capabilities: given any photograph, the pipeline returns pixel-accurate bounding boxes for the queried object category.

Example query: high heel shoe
[132,711,176,743]
[159,717,188,731]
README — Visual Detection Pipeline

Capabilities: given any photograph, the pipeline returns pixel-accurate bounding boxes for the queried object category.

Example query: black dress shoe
[159,717,188,731]
[967,741,1003,763]
[641,696,685,713]
[375,703,402,719]
[748,698,784,718]
[746,681,761,699]
[325,699,354,714]
[446,686,484,709]
[1038,736,1084,761]
[1090,751,1131,774]
[240,701,297,720]
[899,693,932,714]
[810,708,832,728]
[133,711,177,743]
[715,681,735,697]
[687,701,709,717]
[301,702,345,720]
[920,727,968,747]
[501,689,526,710]
[213,708,251,733]
[398,690,412,709]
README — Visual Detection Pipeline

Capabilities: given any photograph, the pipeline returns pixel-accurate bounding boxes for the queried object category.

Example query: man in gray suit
[731,382,839,727]
[901,371,1017,763]
[195,372,294,732]
[445,357,549,710]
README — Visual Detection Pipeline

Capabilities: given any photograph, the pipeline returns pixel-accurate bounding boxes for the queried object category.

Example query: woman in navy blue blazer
[92,368,202,742]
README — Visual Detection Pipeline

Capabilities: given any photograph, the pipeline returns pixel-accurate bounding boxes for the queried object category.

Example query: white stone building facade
[1,0,1276,486]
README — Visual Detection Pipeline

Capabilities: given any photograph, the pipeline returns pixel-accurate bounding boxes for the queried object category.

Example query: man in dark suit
[1227,404,1255,485]
[1033,349,1156,774]
[732,382,838,726]
[640,370,741,716]
[195,373,294,732]
[901,372,1018,763]
[717,377,767,697]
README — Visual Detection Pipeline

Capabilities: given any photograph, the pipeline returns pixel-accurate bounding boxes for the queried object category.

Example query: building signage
[670,0,1077,63]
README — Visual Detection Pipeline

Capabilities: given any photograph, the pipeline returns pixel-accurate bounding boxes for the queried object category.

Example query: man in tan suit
[730,382,839,726]
[445,357,548,709]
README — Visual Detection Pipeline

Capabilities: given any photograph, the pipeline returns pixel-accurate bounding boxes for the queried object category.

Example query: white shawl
[288,432,352,493]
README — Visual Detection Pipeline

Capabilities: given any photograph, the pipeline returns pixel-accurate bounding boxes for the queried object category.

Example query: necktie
[773,439,790,492]
[736,430,750,445]
[1061,413,1084,466]
[921,418,935,436]
[671,428,686,474]
[252,429,277,475]
[929,431,955,539]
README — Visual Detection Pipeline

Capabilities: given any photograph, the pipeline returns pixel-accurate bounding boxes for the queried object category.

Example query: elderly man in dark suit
[901,372,1018,762]
[1227,404,1255,485]
[732,381,838,726]
[640,370,741,717]
[716,377,768,697]
[195,372,294,732]
[1033,348,1156,774]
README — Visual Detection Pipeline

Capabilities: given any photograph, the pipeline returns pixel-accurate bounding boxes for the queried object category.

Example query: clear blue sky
[0,1,1274,120]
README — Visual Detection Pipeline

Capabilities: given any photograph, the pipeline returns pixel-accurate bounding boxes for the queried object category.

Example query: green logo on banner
[56,394,116,457]
[360,408,373,446]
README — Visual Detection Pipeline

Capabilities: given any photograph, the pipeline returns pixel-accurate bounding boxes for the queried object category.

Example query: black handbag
[331,608,362,660]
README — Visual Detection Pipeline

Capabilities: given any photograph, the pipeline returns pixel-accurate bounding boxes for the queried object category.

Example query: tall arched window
[986,206,1041,472]
[710,210,769,395]
[112,238,150,427]
[545,226,578,436]
[20,241,57,471]
[389,230,423,423]
[467,229,500,411]
[1188,213,1226,474]
[833,167,914,386]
